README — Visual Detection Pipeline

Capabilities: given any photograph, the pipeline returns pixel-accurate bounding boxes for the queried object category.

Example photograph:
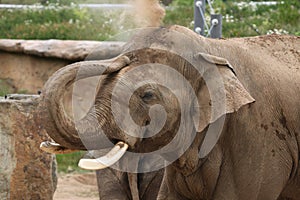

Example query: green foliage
[0,0,126,5]
[0,0,36,4]
[55,151,86,173]
[41,0,75,5]
[164,0,194,29]
[164,0,300,37]
[220,0,300,37]
[0,79,27,96]
[0,80,9,97]
[0,79,16,97]
[170,0,193,6]
[0,0,298,40]
[0,4,136,40]
[17,89,28,94]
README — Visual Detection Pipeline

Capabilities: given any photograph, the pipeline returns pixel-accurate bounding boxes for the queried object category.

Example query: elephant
[37,25,300,200]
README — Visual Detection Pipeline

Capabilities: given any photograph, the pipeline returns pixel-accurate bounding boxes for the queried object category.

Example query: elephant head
[38,26,254,171]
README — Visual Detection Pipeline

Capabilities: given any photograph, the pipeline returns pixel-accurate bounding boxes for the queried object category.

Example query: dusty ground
[54,173,99,200]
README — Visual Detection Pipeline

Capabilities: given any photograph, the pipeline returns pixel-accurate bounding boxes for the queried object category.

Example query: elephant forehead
[123,26,205,56]
[114,63,195,97]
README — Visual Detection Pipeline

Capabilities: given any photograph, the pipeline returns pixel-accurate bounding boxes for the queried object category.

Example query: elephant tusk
[78,141,129,170]
[40,141,79,154]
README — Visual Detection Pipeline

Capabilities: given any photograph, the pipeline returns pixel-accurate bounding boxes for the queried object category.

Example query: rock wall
[0,39,124,94]
[0,95,56,200]
[0,52,68,94]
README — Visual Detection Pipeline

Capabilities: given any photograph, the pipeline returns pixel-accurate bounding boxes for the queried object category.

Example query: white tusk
[40,141,78,154]
[78,141,128,170]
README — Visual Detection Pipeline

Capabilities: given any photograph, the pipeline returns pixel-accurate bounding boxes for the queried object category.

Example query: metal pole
[194,0,206,36]
[210,14,222,38]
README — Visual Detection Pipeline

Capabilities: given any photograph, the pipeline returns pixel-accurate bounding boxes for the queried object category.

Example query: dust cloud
[129,0,166,27]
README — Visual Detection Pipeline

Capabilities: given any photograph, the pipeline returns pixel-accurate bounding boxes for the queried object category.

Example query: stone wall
[0,39,124,94]
[0,52,68,94]
[0,95,56,199]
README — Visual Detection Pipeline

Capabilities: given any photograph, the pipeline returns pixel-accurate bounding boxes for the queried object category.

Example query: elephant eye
[141,91,155,102]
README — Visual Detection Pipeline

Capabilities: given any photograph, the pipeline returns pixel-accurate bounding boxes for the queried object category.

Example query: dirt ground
[53,173,99,200]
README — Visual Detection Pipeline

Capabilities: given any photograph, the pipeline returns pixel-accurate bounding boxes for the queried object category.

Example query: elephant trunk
[37,56,130,150]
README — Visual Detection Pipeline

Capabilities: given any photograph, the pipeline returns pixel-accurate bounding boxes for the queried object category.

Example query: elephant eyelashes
[141,91,155,102]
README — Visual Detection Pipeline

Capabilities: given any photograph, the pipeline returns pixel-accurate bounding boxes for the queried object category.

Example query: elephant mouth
[40,139,130,171]
[78,141,129,170]
[77,127,149,170]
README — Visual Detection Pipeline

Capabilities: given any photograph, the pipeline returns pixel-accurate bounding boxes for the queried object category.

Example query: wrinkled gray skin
[38,25,300,199]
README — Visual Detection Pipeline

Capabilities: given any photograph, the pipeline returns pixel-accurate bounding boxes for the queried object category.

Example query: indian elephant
[38,25,300,200]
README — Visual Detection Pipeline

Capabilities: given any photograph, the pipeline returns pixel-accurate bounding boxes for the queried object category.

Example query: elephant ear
[192,53,255,157]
